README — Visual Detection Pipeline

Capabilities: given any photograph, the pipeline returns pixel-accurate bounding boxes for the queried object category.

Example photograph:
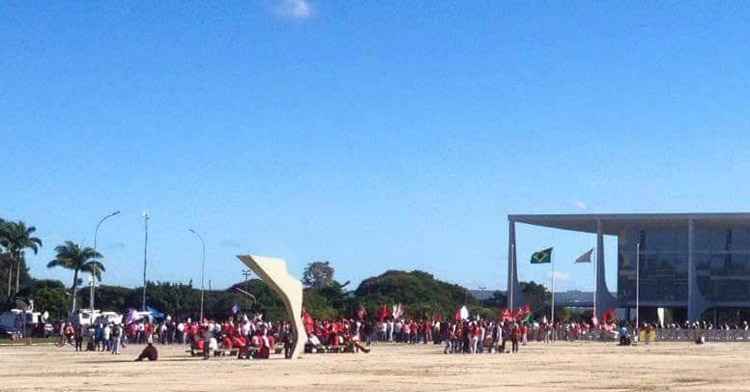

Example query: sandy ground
[2,341,750,392]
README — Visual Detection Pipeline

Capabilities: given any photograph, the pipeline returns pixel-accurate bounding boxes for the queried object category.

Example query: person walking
[94,322,103,351]
[511,323,520,353]
[469,322,480,354]
[102,323,112,352]
[111,323,122,355]
[494,322,504,353]
[74,325,84,352]
[202,323,213,360]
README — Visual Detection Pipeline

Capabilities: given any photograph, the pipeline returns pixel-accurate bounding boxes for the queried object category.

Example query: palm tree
[0,218,10,297]
[47,241,104,315]
[1,221,42,296]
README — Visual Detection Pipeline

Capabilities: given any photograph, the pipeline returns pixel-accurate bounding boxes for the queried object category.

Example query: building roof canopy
[509,213,750,235]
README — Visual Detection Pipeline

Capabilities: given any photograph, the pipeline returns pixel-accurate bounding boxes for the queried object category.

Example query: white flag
[392,304,404,319]
[575,248,594,263]
[459,305,469,321]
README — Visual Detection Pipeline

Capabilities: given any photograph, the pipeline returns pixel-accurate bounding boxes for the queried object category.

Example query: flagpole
[551,253,555,334]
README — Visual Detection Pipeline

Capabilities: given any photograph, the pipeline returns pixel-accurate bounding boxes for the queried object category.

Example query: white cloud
[574,200,588,210]
[275,0,313,19]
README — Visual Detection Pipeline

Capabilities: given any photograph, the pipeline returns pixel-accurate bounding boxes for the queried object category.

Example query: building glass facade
[694,224,750,303]
[618,222,750,306]
[618,224,689,306]
[510,213,750,321]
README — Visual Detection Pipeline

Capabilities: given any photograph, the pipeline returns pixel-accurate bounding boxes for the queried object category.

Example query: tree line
[3,217,565,323]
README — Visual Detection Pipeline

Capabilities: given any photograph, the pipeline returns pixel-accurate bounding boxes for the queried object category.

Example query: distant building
[507,213,750,322]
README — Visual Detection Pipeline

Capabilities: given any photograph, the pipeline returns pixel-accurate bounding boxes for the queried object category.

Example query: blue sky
[2,1,750,293]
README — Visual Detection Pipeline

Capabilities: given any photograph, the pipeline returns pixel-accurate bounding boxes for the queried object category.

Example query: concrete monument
[237,255,306,359]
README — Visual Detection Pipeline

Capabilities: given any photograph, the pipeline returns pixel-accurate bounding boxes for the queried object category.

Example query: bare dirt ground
[2,341,750,392]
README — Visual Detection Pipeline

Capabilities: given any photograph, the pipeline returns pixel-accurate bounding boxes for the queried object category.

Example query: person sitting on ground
[135,342,159,361]
[619,323,631,346]
[305,333,323,353]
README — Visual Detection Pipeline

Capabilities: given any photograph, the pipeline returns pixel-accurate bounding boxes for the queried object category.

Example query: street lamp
[188,229,206,321]
[142,211,149,311]
[91,210,120,315]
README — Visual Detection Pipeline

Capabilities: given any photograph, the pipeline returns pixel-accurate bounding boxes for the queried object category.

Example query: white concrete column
[507,219,522,308]
[595,220,617,319]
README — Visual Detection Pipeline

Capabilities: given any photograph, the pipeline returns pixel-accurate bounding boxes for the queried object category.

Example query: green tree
[95,284,133,313]
[0,236,12,299]
[17,280,70,320]
[302,261,335,289]
[556,306,573,322]
[303,280,352,320]
[480,290,508,308]
[354,270,480,319]
[47,241,104,315]
[229,279,286,320]
[0,218,6,296]
[521,281,551,319]
[0,220,42,297]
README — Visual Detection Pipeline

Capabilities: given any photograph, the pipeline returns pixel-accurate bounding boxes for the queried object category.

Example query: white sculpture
[237,255,306,359]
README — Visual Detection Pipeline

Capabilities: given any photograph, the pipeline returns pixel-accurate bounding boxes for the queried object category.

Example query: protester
[135,343,158,361]
[111,323,123,355]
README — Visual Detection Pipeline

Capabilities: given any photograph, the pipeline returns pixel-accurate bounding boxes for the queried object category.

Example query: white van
[76,309,123,327]
[0,309,41,337]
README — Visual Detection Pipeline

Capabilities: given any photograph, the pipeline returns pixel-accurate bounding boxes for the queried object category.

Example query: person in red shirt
[190,323,199,344]
[511,323,520,353]
[145,322,155,344]
[256,329,273,359]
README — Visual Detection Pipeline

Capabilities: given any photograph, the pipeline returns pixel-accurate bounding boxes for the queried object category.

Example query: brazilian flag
[530,247,553,264]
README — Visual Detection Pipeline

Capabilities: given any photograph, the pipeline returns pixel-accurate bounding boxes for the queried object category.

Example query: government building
[506,213,750,322]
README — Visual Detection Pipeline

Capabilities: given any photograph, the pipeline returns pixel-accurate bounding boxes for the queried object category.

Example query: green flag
[530,247,553,264]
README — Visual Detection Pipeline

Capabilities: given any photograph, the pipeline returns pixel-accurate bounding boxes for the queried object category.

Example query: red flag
[302,309,314,334]
[602,308,616,324]
[500,308,513,322]
[376,304,390,322]
[511,304,531,322]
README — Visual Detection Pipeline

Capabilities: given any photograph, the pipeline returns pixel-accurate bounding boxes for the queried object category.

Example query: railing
[531,328,750,343]
[655,328,750,342]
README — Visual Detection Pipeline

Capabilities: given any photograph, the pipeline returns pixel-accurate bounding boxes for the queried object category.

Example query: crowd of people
[303,318,371,353]
[367,318,610,353]
[52,305,750,362]
[55,314,295,360]
[53,309,625,359]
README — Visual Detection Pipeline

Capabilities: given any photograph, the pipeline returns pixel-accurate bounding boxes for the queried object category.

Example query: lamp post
[188,229,206,321]
[91,210,120,315]
[142,211,149,311]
